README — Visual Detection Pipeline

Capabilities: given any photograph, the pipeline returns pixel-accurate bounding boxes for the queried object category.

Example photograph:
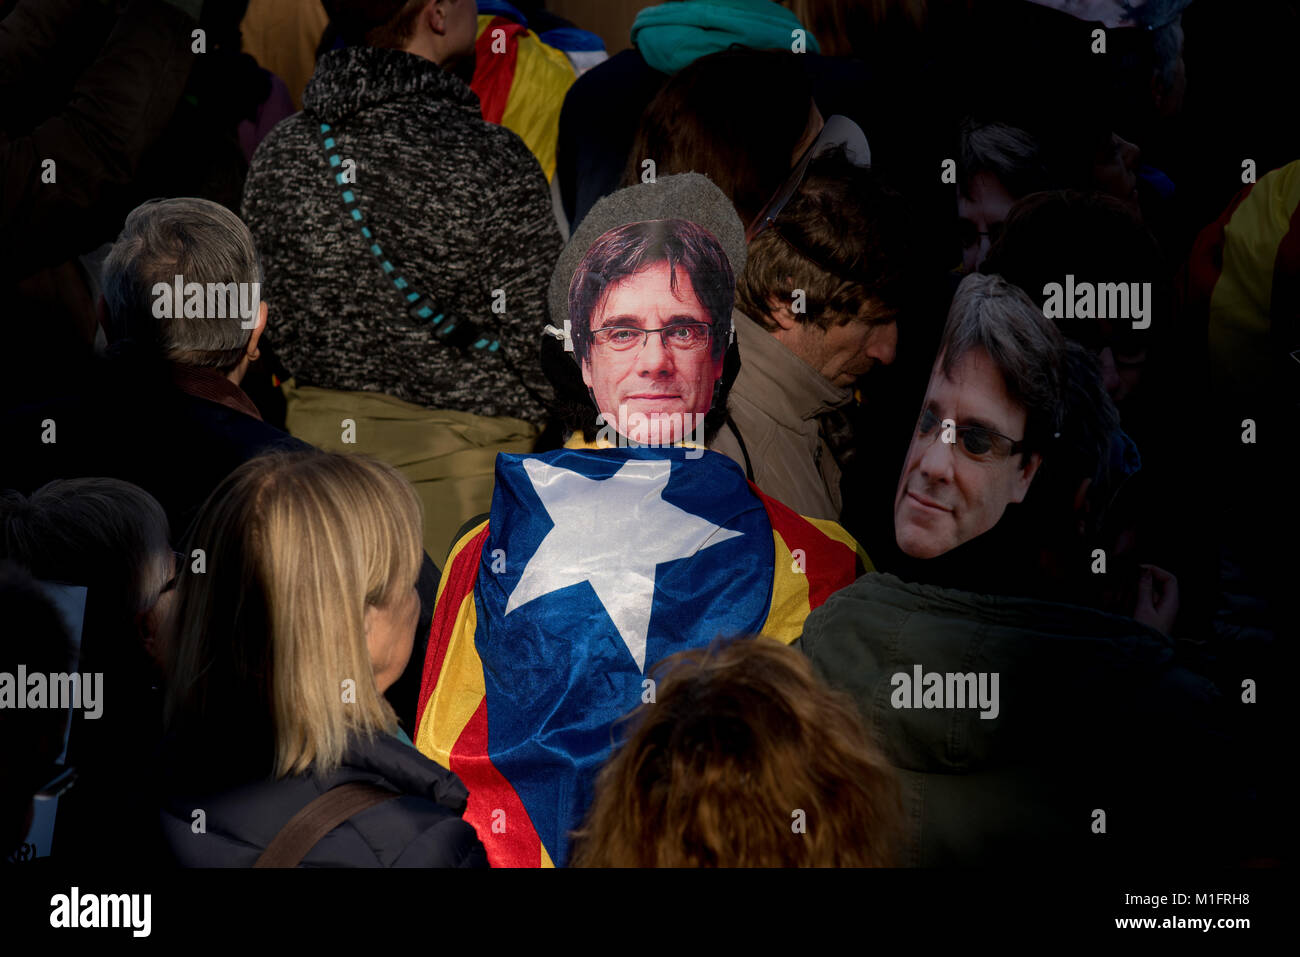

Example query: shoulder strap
[724,412,755,481]
[254,781,400,868]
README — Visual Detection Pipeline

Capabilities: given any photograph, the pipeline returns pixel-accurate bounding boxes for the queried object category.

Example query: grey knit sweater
[241,46,561,422]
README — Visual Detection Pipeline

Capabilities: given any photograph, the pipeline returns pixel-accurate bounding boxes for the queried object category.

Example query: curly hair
[570,637,902,867]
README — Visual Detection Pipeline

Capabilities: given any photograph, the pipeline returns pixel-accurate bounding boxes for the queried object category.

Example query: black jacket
[0,351,309,543]
[0,349,440,731]
[159,731,488,868]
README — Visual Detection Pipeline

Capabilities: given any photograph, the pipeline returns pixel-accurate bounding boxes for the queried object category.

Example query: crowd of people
[1,0,1290,868]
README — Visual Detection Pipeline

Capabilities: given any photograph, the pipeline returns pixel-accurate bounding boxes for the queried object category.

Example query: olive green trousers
[282,380,538,564]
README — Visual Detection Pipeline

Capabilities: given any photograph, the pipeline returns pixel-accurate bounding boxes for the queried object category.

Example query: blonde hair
[571,637,902,867]
[165,451,423,778]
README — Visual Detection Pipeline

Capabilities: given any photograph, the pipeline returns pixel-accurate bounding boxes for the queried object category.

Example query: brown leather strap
[254,782,400,868]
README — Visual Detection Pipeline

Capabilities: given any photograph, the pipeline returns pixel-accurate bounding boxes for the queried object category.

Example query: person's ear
[1149,70,1167,112]
[765,293,799,332]
[1010,451,1042,503]
[427,0,448,36]
[580,355,593,390]
[247,300,268,358]
[140,608,161,668]
[138,586,175,673]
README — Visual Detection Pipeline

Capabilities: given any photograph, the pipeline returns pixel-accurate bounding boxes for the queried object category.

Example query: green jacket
[796,573,1234,866]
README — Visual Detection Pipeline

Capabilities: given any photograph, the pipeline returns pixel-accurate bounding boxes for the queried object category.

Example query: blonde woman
[159,450,486,867]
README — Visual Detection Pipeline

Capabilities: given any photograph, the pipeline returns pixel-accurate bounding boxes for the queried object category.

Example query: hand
[1133,563,1178,636]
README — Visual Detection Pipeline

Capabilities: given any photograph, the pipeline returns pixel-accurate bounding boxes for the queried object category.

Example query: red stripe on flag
[471,17,525,125]
[451,698,543,868]
[750,484,857,610]
[416,523,490,737]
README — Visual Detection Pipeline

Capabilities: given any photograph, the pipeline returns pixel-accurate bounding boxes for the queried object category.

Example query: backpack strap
[253,781,400,868]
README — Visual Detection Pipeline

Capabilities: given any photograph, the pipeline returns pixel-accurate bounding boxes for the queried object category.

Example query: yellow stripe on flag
[415,591,486,769]
[761,529,810,646]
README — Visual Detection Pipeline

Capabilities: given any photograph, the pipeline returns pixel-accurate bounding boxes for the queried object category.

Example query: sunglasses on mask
[916,406,1026,460]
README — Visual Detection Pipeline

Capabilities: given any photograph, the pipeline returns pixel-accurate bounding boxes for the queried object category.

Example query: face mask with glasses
[915,406,1026,460]
[592,322,713,352]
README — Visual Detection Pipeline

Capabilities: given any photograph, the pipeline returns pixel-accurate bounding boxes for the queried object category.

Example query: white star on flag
[504,457,743,672]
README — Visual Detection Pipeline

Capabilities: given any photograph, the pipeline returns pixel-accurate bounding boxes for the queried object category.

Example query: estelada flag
[414,445,868,867]
[470,13,578,181]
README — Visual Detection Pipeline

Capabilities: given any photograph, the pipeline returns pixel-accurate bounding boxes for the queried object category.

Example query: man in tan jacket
[712,147,918,520]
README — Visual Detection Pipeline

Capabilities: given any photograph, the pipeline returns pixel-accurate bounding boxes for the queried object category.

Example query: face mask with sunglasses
[915,406,1026,460]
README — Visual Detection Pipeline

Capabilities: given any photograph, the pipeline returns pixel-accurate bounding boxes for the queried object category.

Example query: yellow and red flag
[414,445,866,866]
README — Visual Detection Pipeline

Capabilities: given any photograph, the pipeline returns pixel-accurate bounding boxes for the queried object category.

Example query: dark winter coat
[0,351,309,542]
[0,0,201,412]
[711,311,854,521]
[796,572,1243,866]
[159,731,488,868]
[241,45,561,423]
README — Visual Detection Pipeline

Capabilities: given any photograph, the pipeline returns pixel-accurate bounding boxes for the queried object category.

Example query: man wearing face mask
[794,272,1243,866]
[891,273,1063,569]
[413,173,869,868]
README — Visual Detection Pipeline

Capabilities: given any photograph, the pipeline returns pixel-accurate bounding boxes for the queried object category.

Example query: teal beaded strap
[314,120,498,352]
